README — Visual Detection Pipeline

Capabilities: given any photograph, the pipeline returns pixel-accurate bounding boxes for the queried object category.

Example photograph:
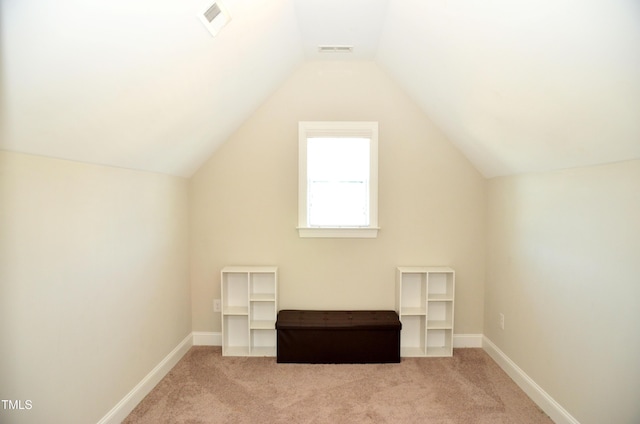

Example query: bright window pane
[307,137,370,227]
[309,181,368,226]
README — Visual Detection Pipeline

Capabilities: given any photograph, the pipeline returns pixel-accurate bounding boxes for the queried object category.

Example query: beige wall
[190,61,486,334]
[0,151,191,424]
[485,160,640,423]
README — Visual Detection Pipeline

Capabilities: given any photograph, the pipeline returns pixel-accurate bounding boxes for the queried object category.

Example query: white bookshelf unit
[221,266,278,356]
[395,267,455,357]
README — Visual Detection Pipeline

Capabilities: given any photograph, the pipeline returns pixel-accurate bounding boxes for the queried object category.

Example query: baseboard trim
[192,331,222,346]
[453,333,483,348]
[97,333,193,424]
[482,336,580,424]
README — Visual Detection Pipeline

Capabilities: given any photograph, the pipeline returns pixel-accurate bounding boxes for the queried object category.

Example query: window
[298,121,379,238]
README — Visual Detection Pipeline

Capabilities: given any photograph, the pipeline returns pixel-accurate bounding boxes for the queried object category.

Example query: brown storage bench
[275,310,402,364]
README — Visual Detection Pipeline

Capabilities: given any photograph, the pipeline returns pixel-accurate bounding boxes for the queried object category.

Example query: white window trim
[298,121,379,238]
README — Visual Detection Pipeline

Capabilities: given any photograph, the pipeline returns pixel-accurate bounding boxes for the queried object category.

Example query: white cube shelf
[221,266,278,356]
[396,267,455,357]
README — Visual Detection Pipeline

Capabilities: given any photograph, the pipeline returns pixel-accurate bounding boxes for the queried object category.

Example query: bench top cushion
[276,310,401,331]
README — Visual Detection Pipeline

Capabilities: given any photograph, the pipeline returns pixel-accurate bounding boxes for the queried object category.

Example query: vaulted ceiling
[2,0,639,178]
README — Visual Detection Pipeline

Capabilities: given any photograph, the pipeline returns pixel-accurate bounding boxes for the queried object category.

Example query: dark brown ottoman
[275,310,401,363]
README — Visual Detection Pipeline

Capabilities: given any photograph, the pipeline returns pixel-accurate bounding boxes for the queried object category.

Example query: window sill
[297,227,379,238]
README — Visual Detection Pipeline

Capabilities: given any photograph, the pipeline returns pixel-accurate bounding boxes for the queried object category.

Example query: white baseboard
[453,333,483,348]
[192,331,222,346]
[482,336,580,424]
[97,333,193,424]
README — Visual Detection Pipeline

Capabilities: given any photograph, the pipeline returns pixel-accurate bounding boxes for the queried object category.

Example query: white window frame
[298,121,379,238]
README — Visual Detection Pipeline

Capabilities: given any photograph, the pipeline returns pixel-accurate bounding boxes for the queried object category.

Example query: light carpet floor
[124,347,553,423]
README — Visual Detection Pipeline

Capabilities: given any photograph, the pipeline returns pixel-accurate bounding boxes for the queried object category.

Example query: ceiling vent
[318,45,354,53]
[198,1,231,37]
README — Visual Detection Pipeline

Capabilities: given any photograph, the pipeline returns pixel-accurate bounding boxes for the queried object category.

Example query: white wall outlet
[499,313,505,330]
[213,299,221,312]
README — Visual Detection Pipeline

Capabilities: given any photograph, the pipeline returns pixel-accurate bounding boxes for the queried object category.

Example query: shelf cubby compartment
[398,272,427,314]
[250,301,276,330]
[250,272,277,301]
[426,329,453,357]
[399,315,426,357]
[223,315,250,356]
[250,329,276,356]
[426,301,453,329]
[427,271,454,300]
[222,272,249,313]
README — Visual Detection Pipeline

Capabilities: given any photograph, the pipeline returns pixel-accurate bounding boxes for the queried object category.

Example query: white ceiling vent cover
[318,45,354,53]
[198,1,231,37]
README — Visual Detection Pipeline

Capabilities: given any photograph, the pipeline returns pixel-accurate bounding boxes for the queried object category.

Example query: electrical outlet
[213,299,221,312]
[499,313,505,330]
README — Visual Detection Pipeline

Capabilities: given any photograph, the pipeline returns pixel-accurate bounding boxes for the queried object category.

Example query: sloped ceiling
[2,0,639,178]
[1,0,303,176]
[378,0,640,177]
